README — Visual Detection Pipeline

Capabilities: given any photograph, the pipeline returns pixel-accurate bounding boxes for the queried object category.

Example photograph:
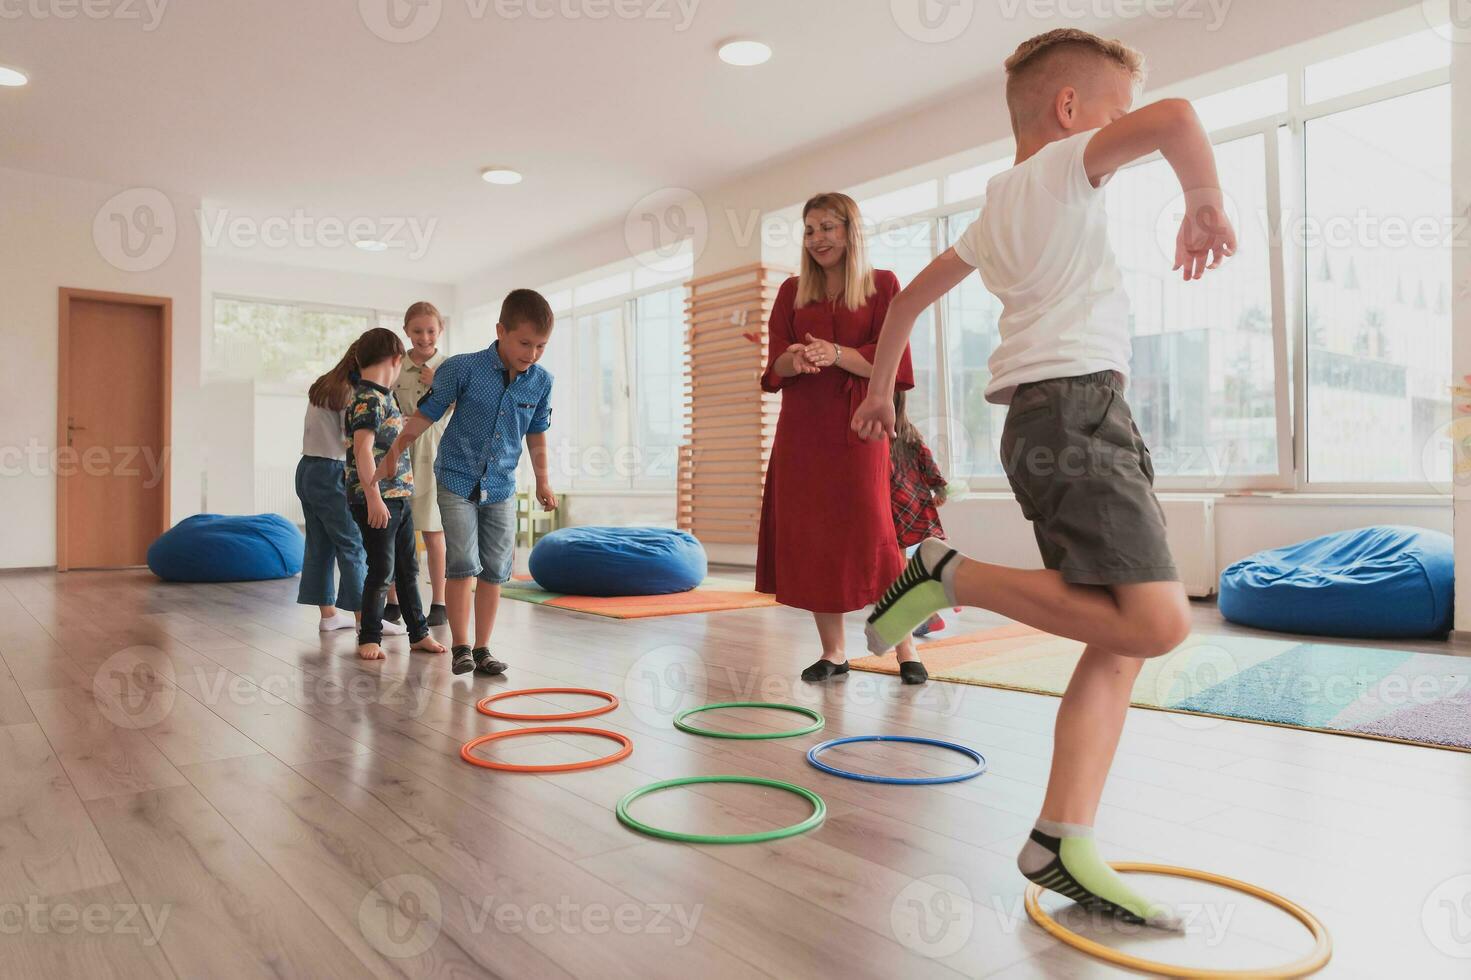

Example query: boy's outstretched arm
[1085,98,1236,280]
[852,248,974,441]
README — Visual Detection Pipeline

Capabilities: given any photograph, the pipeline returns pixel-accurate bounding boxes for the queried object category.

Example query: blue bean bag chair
[529,526,706,597]
[147,513,304,583]
[1219,525,1454,639]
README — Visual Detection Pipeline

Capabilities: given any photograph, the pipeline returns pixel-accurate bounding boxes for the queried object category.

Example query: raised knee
[1136,607,1191,658]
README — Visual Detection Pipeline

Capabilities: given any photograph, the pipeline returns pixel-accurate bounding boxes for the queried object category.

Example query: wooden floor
[2,567,1470,979]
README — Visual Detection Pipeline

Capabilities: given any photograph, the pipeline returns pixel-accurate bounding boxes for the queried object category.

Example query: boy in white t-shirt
[853,29,1236,930]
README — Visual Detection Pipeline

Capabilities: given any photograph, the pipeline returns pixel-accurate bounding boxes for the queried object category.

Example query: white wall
[0,167,204,569]
[1454,21,1470,633]
[946,493,1452,593]
[202,255,455,326]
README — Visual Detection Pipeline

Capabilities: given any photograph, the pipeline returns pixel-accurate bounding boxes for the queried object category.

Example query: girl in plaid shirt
[890,391,949,638]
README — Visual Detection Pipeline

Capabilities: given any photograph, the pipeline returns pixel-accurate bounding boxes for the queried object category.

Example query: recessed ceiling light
[481,167,523,185]
[718,40,771,67]
[354,239,388,252]
[0,66,28,87]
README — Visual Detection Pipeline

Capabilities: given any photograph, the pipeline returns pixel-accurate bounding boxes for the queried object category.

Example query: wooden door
[58,289,171,570]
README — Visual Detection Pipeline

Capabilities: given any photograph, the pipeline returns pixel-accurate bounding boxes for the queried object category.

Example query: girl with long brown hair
[295,339,399,633]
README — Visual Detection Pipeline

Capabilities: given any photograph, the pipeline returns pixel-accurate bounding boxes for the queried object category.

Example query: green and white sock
[865,538,959,655]
[1018,821,1182,932]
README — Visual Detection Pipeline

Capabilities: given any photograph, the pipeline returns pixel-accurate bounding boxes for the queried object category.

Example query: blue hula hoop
[806,735,987,785]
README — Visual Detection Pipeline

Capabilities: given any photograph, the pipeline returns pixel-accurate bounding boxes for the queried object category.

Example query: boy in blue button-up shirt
[378,289,558,676]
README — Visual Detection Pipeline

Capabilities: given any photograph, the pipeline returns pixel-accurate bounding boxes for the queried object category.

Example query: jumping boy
[377,289,558,676]
[851,29,1236,929]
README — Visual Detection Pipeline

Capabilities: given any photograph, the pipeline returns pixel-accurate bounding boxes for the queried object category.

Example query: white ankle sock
[319,612,356,632]
[381,619,408,636]
[918,538,961,606]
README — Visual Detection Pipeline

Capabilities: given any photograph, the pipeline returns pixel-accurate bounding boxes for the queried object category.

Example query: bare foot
[357,643,385,661]
[411,636,446,655]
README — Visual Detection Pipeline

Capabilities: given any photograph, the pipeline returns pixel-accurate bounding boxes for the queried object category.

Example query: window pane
[1305,31,1450,104]
[212,299,367,391]
[574,271,632,307]
[944,157,1012,204]
[859,181,938,223]
[633,287,686,486]
[1304,85,1452,485]
[867,220,941,452]
[943,209,1009,479]
[1192,75,1287,132]
[1106,133,1280,483]
[574,307,631,488]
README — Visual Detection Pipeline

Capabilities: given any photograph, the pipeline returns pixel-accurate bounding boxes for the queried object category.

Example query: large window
[1108,133,1281,484]
[537,251,691,490]
[1303,85,1453,485]
[212,298,375,393]
[839,23,1454,493]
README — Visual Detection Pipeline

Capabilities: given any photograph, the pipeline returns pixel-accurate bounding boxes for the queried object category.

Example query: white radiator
[946,494,1219,598]
[255,466,303,525]
[1159,496,1217,598]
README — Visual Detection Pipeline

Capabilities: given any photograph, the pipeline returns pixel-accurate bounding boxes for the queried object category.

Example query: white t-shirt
[952,129,1132,405]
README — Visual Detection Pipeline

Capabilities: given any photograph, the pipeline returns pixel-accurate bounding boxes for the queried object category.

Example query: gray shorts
[999,370,1178,586]
[437,489,516,584]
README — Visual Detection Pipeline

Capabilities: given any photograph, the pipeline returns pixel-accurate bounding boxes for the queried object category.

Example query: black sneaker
[426,604,448,627]
[472,647,508,676]
[451,645,475,675]
[383,602,402,624]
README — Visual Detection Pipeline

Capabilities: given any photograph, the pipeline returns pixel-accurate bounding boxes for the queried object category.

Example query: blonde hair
[402,300,444,331]
[1004,29,1146,136]
[795,192,877,311]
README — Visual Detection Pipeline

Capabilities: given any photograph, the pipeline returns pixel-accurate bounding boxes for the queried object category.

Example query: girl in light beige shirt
[383,301,452,627]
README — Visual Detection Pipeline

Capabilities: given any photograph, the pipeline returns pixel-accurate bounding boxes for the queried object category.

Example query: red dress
[756,271,915,613]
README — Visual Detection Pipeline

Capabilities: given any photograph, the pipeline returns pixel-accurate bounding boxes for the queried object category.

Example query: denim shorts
[437,489,516,584]
[999,370,1178,586]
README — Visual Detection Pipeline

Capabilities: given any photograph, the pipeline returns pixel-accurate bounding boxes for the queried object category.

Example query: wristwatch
[833,343,843,366]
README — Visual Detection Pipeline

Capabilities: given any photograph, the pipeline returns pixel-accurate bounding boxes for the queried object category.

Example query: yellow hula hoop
[1024,862,1332,979]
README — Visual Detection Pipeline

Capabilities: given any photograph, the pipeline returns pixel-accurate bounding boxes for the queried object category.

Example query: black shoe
[426,604,448,627]
[383,602,402,624]
[451,645,475,675]
[899,661,929,685]
[473,647,508,676]
[801,659,849,682]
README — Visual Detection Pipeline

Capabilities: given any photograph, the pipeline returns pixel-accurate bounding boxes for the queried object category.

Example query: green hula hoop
[672,701,824,739]
[616,775,827,844]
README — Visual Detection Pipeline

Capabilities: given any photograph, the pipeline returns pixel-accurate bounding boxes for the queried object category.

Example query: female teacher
[757,192,928,684]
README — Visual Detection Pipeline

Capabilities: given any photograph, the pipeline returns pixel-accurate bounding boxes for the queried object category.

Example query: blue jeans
[438,489,516,584]
[295,456,366,612]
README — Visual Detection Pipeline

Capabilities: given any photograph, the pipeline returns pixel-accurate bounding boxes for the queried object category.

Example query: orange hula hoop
[460,726,633,773]
[476,687,620,721]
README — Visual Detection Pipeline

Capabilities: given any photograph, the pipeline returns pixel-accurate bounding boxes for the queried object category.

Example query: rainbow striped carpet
[852,624,1471,752]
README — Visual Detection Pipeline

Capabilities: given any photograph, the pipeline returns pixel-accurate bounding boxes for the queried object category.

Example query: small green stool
[515,490,561,550]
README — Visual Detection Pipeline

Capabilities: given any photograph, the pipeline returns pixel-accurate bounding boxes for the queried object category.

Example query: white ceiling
[1,0,1153,283]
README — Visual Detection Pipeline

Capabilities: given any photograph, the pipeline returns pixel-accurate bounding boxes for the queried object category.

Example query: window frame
[847,52,1452,496]
[546,276,690,493]
[208,293,401,396]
